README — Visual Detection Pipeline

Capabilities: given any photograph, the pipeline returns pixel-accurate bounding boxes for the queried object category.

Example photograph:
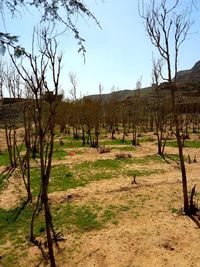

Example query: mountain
[86,86,153,103]
[175,60,200,85]
[87,60,200,102]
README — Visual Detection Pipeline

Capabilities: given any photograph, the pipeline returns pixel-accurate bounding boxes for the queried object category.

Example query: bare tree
[69,72,78,101]
[9,29,62,266]
[151,58,168,155]
[139,0,192,214]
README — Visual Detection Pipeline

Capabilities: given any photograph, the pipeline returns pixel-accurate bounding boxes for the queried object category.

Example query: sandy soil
[1,135,200,267]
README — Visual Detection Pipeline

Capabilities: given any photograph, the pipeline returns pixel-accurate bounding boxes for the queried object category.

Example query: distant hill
[175,60,200,85]
[87,60,200,102]
[86,86,153,103]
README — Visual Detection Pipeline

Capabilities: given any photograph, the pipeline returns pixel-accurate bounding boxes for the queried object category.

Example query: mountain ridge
[87,60,200,102]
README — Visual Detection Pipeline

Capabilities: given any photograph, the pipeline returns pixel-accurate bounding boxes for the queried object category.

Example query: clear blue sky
[2,0,200,98]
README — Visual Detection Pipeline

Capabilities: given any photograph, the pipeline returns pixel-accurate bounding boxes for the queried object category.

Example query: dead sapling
[188,154,191,164]
[189,184,199,215]
[131,174,137,185]
[59,137,64,146]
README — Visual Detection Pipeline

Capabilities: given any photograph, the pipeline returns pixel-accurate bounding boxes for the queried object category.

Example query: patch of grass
[54,203,101,231]
[171,207,179,214]
[125,169,165,177]
[184,140,200,148]
[30,166,87,196]
[0,203,45,245]
[102,208,117,223]
[165,140,178,147]
[146,154,165,162]
[121,154,164,165]
[49,168,87,193]
[53,148,67,159]
[75,205,101,231]
[55,201,135,232]
[0,202,46,266]
[164,153,187,162]
[30,162,117,196]
[92,159,121,169]
[3,254,15,266]
[54,139,89,149]
[139,136,155,142]
[0,150,10,166]
[90,172,113,181]
[112,146,136,151]
[74,159,122,177]
[165,153,180,161]
[0,173,9,191]
[166,140,200,148]
[53,203,75,230]
[102,139,132,146]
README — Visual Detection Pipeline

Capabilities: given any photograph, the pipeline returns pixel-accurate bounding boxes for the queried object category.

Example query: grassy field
[0,132,200,266]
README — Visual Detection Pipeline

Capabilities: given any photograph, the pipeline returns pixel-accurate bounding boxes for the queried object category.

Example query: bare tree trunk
[171,88,189,213]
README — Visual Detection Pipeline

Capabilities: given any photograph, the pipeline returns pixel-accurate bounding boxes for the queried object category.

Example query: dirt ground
[1,134,200,267]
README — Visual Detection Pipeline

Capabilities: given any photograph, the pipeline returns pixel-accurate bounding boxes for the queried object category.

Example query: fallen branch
[78,248,100,263]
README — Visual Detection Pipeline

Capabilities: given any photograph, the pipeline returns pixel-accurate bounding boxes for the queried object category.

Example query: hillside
[86,86,153,103]
[87,60,200,102]
[176,60,200,85]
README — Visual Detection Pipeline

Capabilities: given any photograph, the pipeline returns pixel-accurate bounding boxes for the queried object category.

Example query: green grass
[90,172,113,181]
[0,203,45,254]
[75,205,100,230]
[102,139,132,146]
[118,154,165,165]
[0,150,10,166]
[0,190,153,265]
[102,208,118,224]
[53,139,89,150]
[171,207,179,214]
[139,136,156,143]
[54,203,108,231]
[125,169,165,177]
[73,159,122,181]
[0,203,46,266]
[30,160,122,196]
[53,148,68,159]
[166,140,200,148]
[29,155,166,196]
[163,153,187,162]
[112,146,136,151]
[164,153,180,161]
[0,173,9,191]
[30,166,87,196]
[92,159,121,169]
[54,203,101,231]
[0,139,171,265]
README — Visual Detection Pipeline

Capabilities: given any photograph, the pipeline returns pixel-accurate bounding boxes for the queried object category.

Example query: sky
[1,0,200,98]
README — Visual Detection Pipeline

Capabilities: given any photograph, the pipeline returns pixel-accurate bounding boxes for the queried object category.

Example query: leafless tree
[151,58,168,155]
[9,28,62,266]
[69,72,78,101]
[139,0,192,214]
